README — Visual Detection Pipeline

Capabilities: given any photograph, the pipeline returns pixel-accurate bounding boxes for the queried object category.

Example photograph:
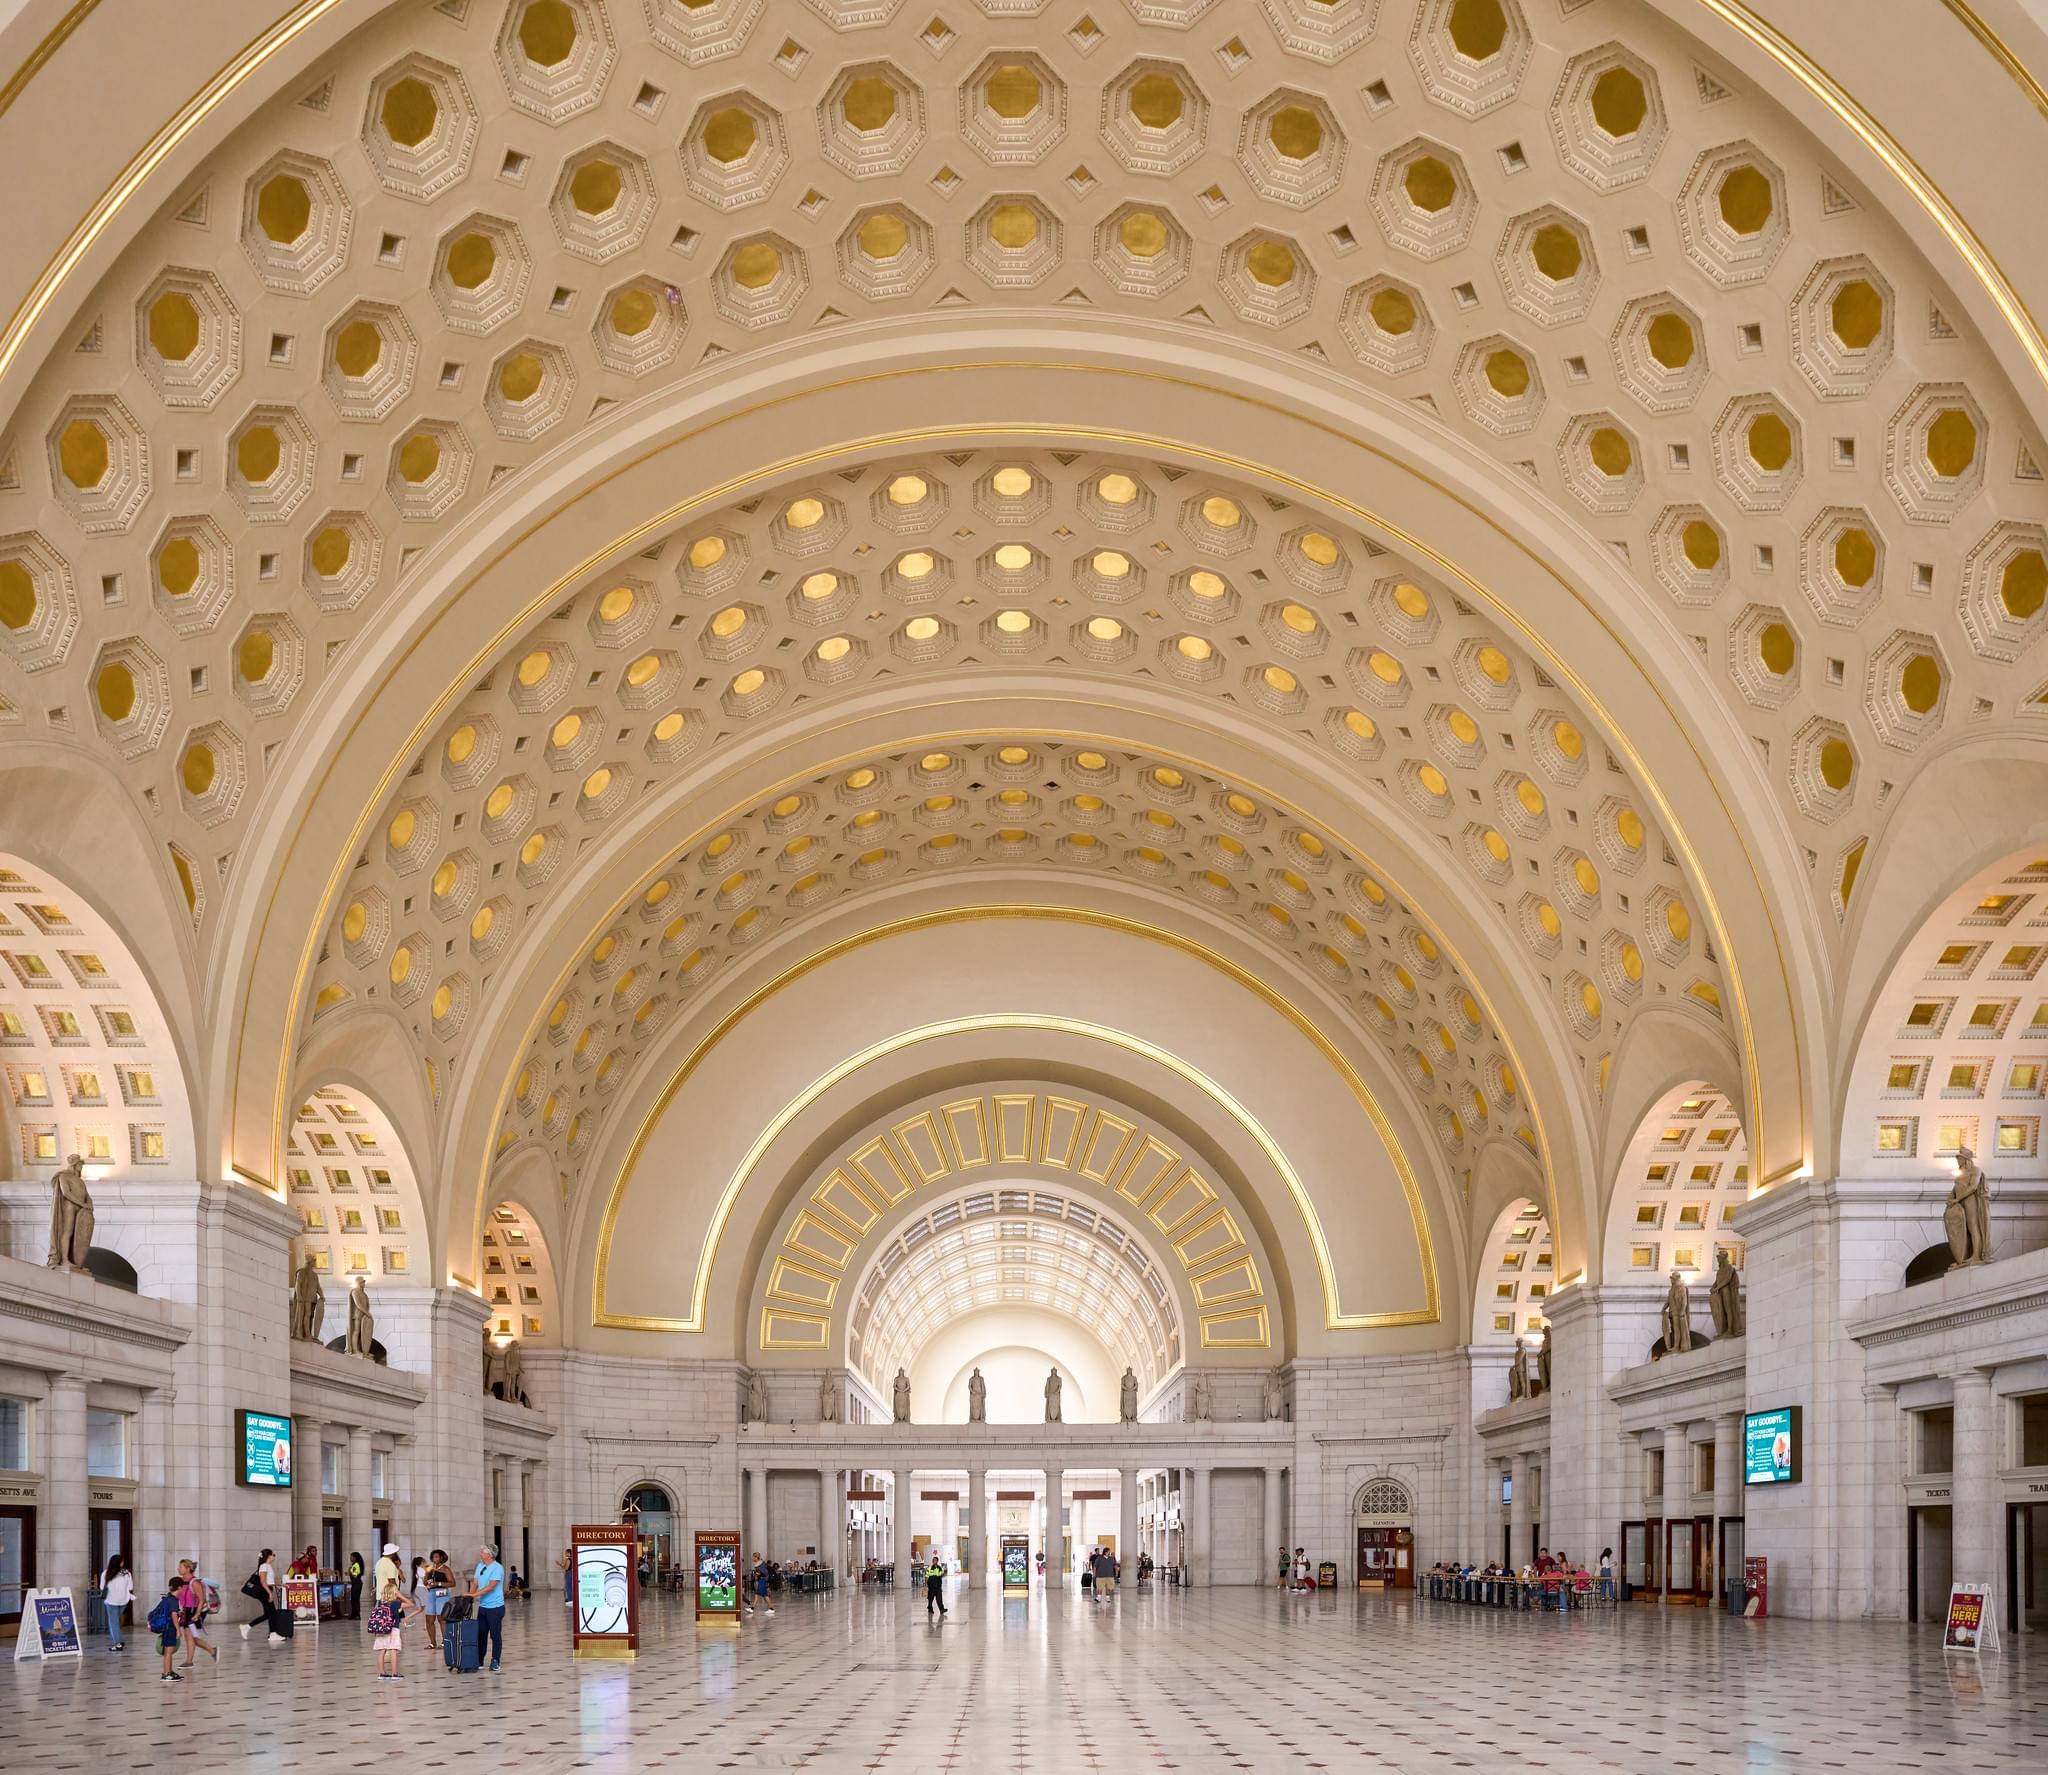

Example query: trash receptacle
[1727,1579,1744,1616]
[1618,1578,1633,1603]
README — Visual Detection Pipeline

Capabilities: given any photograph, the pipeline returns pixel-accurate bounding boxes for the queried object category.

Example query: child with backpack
[149,1581,183,1682]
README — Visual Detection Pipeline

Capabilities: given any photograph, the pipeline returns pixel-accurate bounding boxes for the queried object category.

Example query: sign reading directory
[694,1530,740,1622]
[236,1409,294,1487]
[571,1523,638,1656]
[1743,1405,1801,1486]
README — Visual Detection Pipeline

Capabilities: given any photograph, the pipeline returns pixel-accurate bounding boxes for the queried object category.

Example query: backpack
[147,1594,177,1634]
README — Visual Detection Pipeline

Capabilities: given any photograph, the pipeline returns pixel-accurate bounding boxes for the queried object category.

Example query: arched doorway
[1354,1477,1416,1590]
[621,1482,676,1574]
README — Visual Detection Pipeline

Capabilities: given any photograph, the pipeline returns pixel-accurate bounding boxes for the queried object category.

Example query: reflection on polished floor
[5,1584,2045,1773]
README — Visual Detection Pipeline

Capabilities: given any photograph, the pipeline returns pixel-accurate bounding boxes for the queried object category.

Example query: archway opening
[621,1482,676,1570]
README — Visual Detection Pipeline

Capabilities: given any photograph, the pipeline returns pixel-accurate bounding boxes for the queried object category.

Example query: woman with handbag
[368,1566,424,1681]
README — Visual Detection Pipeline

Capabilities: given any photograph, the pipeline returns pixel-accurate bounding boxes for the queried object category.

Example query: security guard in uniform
[924,1554,947,1618]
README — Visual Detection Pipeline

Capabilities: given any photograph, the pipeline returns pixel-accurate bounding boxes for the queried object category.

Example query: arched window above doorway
[1355,1478,1413,1521]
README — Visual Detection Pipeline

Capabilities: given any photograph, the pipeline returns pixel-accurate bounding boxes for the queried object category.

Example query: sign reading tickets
[694,1530,740,1620]
[13,1589,82,1661]
[236,1408,293,1487]
[1742,1405,1801,1487]
[571,1523,638,1656]
[1943,1582,1998,1656]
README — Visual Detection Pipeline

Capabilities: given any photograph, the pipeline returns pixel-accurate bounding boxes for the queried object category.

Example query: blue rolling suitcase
[444,1618,482,1672]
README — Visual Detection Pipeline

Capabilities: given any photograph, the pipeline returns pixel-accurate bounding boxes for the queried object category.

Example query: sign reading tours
[1742,1405,1801,1486]
[236,1409,294,1487]
[695,1530,740,1620]
[1943,1582,1998,1657]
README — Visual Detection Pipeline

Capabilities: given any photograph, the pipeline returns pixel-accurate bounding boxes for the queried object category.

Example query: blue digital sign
[237,1409,293,1487]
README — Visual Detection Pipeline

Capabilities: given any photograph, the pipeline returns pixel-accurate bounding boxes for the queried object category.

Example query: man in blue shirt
[472,1544,507,1671]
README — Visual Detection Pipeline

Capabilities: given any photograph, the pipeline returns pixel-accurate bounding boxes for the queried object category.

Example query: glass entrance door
[0,1506,34,1630]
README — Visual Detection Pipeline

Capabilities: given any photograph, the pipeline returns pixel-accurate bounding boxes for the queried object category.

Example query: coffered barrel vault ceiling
[0,0,2044,1327]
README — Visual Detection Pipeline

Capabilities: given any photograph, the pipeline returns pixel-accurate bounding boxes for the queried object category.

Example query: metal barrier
[1420,1572,1615,1611]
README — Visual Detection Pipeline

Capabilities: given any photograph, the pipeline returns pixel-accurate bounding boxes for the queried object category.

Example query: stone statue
[1120,1367,1139,1425]
[344,1277,374,1357]
[1944,1145,1992,1268]
[819,1375,840,1423]
[1536,1324,1552,1395]
[482,1325,503,1396]
[45,1153,93,1272]
[1507,1345,1529,1402]
[743,1369,770,1424]
[497,1337,526,1407]
[967,1367,986,1424]
[1710,1250,1745,1338]
[1660,1269,1694,1356]
[289,1254,325,1343]
[1188,1374,1211,1422]
[1044,1367,1063,1424]
[1261,1367,1285,1423]
[892,1368,911,1424]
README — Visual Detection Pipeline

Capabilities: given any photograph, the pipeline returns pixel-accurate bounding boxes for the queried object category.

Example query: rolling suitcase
[444,1618,482,1672]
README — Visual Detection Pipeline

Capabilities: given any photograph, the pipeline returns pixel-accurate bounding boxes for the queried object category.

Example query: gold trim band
[590,909,1442,1334]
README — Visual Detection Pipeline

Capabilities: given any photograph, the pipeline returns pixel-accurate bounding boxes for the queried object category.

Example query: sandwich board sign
[1942,1581,1998,1657]
[14,1588,83,1660]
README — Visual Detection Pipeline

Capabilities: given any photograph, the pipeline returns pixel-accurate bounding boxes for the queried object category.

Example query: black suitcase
[444,1618,482,1672]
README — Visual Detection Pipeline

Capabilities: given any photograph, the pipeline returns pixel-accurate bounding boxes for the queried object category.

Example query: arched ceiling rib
[2,0,2045,1043]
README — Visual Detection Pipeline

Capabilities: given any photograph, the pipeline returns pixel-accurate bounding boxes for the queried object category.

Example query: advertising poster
[572,1523,638,1655]
[1742,1406,1801,1486]
[1742,1555,1769,1618]
[13,1590,82,1660]
[237,1409,293,1487]
[283,1578,320,1627]
[1001,1536,1030,1593]
[695,1531,740,1619]
[1943,1583,1998,1656]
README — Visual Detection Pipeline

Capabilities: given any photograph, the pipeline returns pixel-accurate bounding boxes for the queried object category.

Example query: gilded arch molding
[208,344,1822,1237]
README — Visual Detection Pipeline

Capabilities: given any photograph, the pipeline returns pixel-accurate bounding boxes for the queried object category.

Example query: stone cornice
[1850,1247,2048,1350]
[1608,1335,1747,1412]
[287,1337,428,1412]
[0,1253,191,1357]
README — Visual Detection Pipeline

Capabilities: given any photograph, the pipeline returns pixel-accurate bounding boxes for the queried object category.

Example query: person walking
[175,1560,218,1666]
[346,1548,366,1620]
[924,1552,947,1618]
[101,1554,132,1650]
[749,1554,774,1616]
[149,1579,183,1682]
[240,1548,283,1642]
[369,1558,424,1682]
[471,1543,507,1672]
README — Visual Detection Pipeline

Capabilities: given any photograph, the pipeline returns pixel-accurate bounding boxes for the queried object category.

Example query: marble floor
[4,1582,2044,1772]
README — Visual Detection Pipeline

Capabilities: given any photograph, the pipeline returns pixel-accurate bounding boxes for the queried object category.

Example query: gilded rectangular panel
[1148,1165,1219,1235]
[1040,1095,1085,1169]
[942,1097,991,1169]
[1199,1304,1271,1349]
[765,1257,839,1310]
[849,1136,914,1205]
[892,1111,952,1185]
[1078,1110,1136,1185]
[1115,1135,1182,1210]
[994,1093,1036,1163]
[784,1210,858,1271]
[1172,1207,1246,1272]
[759,1309,831,1351]
[1188,1255,1262,1308]
[810,1167,880,1235]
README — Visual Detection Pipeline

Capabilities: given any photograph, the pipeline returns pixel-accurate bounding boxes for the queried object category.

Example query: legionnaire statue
[819,1374,840,1423]
[45,1152,93,1272]
[483,1325,503,1396]
[497,1337,526,1407]
[1043,1367,1063,1424]
[1710,1250,1746,1338]
[968,1367,986,1423]
[1660,1269,1694,1355]
[1507,1344,1530,1401]
[345,1276,375,1356]
[1189,1374,1212,1421]
[892,1367,911,1423]
[1262,1367,1286,1422]
[743,1369,770,1424]
[1536,1324,1552,1395]
[1121,1367,1140,1424]
[1944,1145,1992,1267]
[289,1253,326,1342]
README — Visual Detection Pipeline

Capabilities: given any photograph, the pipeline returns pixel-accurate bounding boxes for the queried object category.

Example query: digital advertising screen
[1001,1537,1030,1591]
[695,1532,739,1616]
[575,1541,631,1635]
[1743,1405,1802,1486]
[236,1409,293,1487]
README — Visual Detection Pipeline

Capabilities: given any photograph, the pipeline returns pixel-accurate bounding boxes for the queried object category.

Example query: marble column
[292,1412,325,1564]
[345,1426,373,1573]
[1663,1423,1691,1600]
[818,1466,837,1570]
[1508,1453,1530,1569]
[1044,1467,1064,1583]
[1713,1412,1742,1600]
[747,1465,768,1562]
[502,1458,526,1580]
[1263,1466,1286,1582]
[891,1469,913,1592]
[965,1467,986,1580]
[45,1373,87,1599]
[139,1387,172,1593]
[1952,1371,2000,1609]
[1120,1467,1139,1576]
[1189,1465,1212,1587]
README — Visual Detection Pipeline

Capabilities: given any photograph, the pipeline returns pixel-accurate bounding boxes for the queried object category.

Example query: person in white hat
[374,1541,403,1603]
